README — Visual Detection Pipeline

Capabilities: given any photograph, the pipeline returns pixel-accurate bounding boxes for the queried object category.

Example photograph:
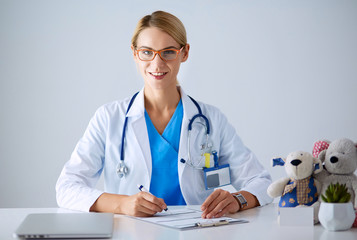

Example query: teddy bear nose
[330,156,339,163]
[291,159,302,166]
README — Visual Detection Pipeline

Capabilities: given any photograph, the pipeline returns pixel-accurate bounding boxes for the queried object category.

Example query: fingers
[140,192,167,212]
[125,192,167,217]
[201,189,221,211]
[201,189,239,219]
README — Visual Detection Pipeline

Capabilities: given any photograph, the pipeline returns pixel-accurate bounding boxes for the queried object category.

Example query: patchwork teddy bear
[267,151,322,223]
[313,138,357,208]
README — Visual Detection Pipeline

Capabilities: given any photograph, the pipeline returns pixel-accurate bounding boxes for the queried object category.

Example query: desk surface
[1,204,356,240]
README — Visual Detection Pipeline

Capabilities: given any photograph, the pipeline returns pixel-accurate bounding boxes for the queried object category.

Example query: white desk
[1,204,356,240]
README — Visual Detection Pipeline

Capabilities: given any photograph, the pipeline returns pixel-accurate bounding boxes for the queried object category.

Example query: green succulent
[321,182,351,203]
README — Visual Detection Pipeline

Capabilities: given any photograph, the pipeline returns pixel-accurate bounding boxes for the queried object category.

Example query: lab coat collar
[179,87,199,121]
[125,88,145,118]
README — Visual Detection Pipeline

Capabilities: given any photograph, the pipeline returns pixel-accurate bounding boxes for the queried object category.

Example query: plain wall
[1,0,356,208]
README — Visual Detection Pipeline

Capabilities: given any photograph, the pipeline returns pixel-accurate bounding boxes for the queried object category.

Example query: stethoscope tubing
[120,92,139,162]
[118,92,211,176]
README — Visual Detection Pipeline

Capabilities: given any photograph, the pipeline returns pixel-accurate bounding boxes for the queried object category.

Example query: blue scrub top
[144,99,186,205]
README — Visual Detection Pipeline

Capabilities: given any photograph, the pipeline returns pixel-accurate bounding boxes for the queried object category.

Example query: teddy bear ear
[312,140,330,158]
[313,157,323,174]
[318,150,327,162]
[271,157,285,167]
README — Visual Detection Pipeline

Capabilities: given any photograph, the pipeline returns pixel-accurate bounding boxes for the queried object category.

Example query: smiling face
[132,27,189,91]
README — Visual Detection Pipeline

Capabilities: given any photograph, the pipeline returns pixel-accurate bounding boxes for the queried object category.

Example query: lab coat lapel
[178,89,200,178]
[126,89,152,179]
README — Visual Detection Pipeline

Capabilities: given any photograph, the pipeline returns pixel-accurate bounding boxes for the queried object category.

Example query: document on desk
[132,207,248,230]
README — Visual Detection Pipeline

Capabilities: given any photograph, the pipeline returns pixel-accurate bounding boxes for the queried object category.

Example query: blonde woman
[56,11,272,218]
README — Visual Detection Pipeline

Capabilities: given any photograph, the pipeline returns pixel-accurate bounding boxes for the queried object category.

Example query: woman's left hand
[201,189,239,219]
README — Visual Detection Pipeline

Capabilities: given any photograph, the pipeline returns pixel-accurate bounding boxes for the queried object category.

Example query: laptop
[13,212,114,239]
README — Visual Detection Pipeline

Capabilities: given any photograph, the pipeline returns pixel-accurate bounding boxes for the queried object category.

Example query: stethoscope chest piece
[117,162,128,178]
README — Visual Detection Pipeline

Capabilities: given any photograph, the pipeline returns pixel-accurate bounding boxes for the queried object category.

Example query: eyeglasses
[135,47,184,61]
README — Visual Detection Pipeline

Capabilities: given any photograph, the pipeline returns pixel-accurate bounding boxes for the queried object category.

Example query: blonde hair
[131,11,187,48]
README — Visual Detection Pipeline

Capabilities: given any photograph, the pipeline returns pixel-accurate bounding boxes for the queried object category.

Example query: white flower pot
[318,202,355,231]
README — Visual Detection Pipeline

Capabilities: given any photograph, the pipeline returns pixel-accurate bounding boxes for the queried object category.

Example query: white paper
[133,207,248,229]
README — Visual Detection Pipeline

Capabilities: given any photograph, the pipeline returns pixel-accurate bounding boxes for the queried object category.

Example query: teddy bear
[267,151,322,223]
[312,138,357,208]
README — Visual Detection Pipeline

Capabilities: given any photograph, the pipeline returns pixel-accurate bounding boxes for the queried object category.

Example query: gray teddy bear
[313,138,357,208]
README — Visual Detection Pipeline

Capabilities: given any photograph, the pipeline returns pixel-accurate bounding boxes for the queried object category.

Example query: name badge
[203,164,231,190]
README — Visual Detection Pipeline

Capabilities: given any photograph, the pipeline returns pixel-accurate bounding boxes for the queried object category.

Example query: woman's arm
[56,106,109,212]
[200,189,259,218]
[199,105,272,218]
[89,192,167,217]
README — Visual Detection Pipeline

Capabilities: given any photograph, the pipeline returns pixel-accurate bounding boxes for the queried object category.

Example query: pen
[137,184,169,211]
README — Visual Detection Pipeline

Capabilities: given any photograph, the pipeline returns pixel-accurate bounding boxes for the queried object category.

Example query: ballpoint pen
[137,184,169,212]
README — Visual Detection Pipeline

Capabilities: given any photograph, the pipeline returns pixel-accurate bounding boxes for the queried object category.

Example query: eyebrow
[137,46,180,50]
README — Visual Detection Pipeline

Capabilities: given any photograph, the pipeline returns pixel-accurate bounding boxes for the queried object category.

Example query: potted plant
[318,182,355,231]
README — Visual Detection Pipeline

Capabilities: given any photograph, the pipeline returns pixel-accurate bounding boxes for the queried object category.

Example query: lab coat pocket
[189,154,206,168]
[188,126,210,168]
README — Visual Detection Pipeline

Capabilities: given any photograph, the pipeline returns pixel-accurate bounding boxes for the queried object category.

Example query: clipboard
[194,218,249,229]
[131,207,249,230]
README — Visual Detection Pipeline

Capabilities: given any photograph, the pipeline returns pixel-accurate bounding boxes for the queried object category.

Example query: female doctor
[56,11,272,218]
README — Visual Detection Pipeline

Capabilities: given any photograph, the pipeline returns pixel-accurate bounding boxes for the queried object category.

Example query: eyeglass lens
[138,49,179,61]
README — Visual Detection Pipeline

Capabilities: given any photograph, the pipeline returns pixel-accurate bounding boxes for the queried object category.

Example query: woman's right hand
[90,192,167,217]
[118,192,167,216]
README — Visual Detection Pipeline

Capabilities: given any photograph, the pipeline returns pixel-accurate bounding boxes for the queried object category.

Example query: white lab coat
[56,88,272,212]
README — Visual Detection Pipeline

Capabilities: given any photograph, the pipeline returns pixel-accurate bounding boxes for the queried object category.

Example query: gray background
[1,0,356,208]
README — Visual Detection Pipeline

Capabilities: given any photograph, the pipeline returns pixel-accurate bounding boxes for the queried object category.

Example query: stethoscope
[117,92,212,178]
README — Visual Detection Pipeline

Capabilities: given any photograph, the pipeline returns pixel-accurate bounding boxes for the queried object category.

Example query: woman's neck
[144,86,181,113]
[143,85,181,135]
